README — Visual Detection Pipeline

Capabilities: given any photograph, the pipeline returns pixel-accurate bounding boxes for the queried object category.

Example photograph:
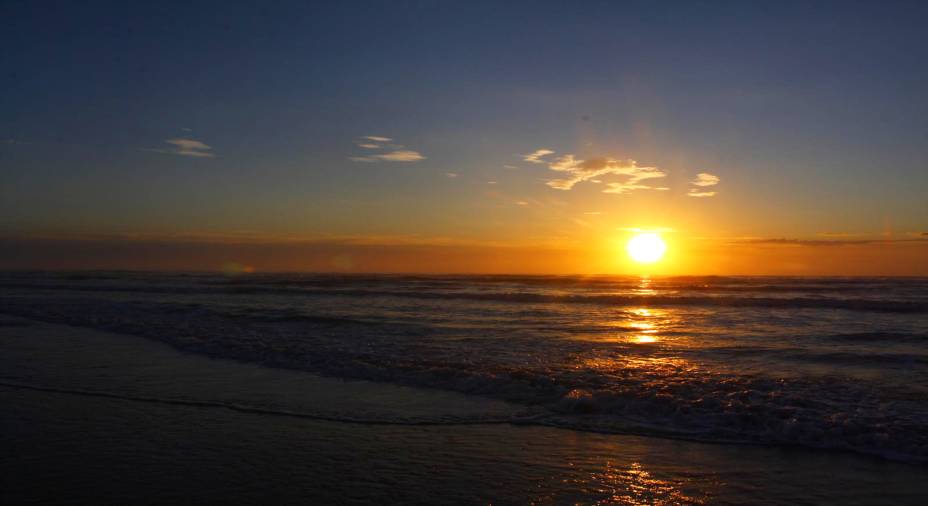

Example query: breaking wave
[1,281,925,312]
[2,272,927,463]
[2,296,927,463]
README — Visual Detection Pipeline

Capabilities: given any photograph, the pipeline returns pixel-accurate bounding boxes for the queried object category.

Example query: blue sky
[2,0,927,259]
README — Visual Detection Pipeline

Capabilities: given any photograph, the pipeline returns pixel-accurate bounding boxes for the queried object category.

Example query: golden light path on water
[557,276,709,503]
[583,462,708,505]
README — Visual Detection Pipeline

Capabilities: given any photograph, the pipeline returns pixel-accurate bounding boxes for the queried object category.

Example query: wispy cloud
[542,154,667,194]
[352,150,425,162]
[350,135,424,163]
[150,138,216,158]
[691,173,720,186]
[445,172,458,178]
[362,135,392,142]
[736,237,928,247]
[688,172,720,197]
[523,148,555,164]
[816,232,862,238]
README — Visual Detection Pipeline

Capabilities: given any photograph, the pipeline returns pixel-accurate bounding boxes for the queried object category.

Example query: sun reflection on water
[580,306,681,346]
[633,276,658,296]
[578,355,694,375]
[563,461,707,505]
[620,307,678,345]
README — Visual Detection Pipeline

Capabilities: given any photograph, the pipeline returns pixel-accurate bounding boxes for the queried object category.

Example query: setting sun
[627,233,667,264]
[4,3,928,504]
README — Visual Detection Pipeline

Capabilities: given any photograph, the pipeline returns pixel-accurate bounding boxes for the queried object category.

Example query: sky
[2,0,927,274]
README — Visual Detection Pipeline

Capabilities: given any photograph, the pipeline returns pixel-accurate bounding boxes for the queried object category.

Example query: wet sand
[1,317,925,504]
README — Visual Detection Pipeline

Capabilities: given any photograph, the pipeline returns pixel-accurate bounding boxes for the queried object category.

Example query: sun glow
[626,233,667,264]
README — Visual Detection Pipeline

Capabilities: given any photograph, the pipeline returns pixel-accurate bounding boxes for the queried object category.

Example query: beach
[6,1,928,503]
[2,273,926,504]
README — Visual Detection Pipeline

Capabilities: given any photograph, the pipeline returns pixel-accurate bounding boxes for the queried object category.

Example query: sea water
[2,272,926,463]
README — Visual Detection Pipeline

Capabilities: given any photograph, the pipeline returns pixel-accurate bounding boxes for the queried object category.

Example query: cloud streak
[523,149,554,164]
[351,150,425,162]
[350,135,424,163]
[691,173,720,186]
[736,237,928,247]
[151,138,215,158]
[362,135,392,142]
[688,172,720,197]
[542,154,667,194]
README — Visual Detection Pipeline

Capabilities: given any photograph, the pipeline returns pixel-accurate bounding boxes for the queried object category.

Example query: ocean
[2,272,927,503]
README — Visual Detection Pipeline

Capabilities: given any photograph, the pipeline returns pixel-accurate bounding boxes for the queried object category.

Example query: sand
[1,317,925,504]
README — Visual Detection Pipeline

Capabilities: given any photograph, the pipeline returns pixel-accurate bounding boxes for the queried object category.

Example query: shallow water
[1,272,927,462]
[2,319,926,505]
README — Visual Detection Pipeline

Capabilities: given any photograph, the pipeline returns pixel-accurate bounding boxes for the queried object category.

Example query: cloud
[446,172,458,178]
[816,232,862,238]
[691,173,720,186]
[523,149,555,163]
[543,155,667,194]
[736,237,928,247]
[349,151,424,162]
[377,150,425,162]
[151,138,215,158]
[350,135,424,163]
[687,172,720,197]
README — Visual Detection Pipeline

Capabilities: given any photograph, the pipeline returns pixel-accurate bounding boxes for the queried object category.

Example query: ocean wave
[692,346,928,367]
[3,376,925,464]
[3,373,925,464]
[224,287,928,313]
[3,298,927,463]
[211,276,922,294]
[826,331,928,343]
[2,281,924,312]
[781,351,928,367]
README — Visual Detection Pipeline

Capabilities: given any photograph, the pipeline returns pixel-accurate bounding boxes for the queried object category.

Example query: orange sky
[4,2,928,276]
[2,233,925,275]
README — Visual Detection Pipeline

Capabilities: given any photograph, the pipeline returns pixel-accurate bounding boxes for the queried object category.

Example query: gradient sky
[2,1,927,273]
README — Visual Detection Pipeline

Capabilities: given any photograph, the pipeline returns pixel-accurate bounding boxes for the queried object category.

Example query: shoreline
[2,316,926,504]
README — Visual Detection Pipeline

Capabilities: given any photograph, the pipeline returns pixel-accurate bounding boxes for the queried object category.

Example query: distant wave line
[2,282,923,312]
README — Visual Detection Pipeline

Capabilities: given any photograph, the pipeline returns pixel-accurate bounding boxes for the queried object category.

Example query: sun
[626,233,667,264]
